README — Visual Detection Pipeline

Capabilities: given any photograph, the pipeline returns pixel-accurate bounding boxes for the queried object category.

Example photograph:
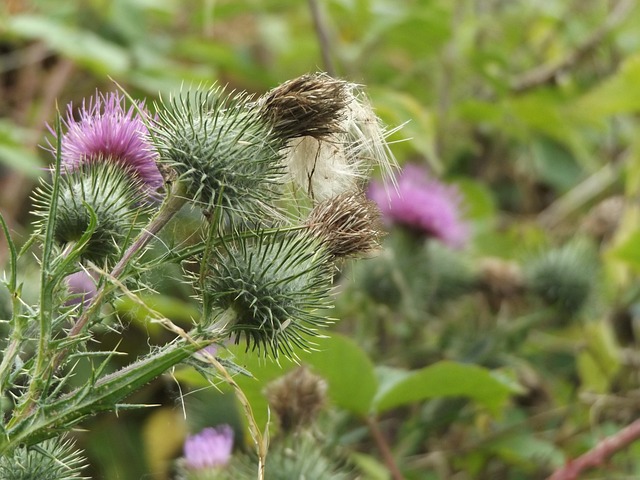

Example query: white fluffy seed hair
[284,84,399,202]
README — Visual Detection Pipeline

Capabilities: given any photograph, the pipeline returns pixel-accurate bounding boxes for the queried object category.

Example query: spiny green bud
[152,87,285,217]
[227,435,351,480]
[33,162,149,264]
[0,436,87,480]
[203,232,334,358]
[526,241,597,315]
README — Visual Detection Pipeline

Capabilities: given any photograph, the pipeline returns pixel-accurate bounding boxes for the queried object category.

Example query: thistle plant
[0,73,396,478]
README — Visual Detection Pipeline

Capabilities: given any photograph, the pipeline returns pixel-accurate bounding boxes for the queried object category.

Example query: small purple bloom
[65,270,98,307]
[50,91,163,193]
[184,425,234,470]
[368,164,469,248]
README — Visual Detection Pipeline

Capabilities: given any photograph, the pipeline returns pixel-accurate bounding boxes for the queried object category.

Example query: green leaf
[299,334,378,417]
[610,230,640,272]
[372,361,515,415]
[577,322,621,393]
[488,433,565,469]
[224,333,378,432]
[574,54,640,119]
[350,452,391,480]
[454,179,496,221]
[8,15,130,74]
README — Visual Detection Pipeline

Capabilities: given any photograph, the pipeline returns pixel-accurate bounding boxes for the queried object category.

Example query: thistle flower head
[265,366,328,433]
[183,425,234,471]
[33,162,150,264]
[259,73,398,203]
[368,163,469,248]
[305,190,383,259]
[203,232,334,358]
[152,87,285,217]
[51,91,163,194]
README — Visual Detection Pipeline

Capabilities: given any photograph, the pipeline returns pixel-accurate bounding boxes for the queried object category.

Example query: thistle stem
[67,181,187,341]
[366,415,405,480]
[547,417,640,480]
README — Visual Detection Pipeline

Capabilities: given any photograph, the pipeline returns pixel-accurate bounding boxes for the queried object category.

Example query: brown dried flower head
[259,72,351,142]
[581,195,625,241]
[478,257,525,299]
[258,72,399,202]
[265,366,328,433]
[305,190,383,259]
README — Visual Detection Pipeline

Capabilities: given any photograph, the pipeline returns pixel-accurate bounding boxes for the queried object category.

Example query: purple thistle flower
[65,270,98,307]
[50,91,163,193]
[183,425,234,471]
[368,163,469,248]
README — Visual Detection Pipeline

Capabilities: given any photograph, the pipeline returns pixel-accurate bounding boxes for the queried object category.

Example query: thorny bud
[152,87,285,218]
[203,232,334,358]
[526,241,597,316]
[34,162,150,264]
[265,366,328,433]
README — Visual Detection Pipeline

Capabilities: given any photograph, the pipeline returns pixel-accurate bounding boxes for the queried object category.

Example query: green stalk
[0,335,212,454]
[55,180,188,368]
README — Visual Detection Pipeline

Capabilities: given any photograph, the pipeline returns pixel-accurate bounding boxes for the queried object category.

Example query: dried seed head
[265,366,328,433]
[581,195,625,241]
[478,257,525,299]
[259,72,399,203]
[259,72,350,142]
[305,190,383,259]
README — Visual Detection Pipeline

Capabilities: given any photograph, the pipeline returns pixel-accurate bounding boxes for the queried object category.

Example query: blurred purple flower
[368,164,469,248]
[184,425,234,470]
[194,343,219,360]
[50,91,163,193]
[65,270,98,307]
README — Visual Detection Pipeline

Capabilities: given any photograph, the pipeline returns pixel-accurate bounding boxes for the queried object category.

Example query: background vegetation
[3,0,640,478]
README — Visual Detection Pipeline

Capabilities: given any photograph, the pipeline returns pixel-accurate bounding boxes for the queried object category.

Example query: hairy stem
[63,181,187,348]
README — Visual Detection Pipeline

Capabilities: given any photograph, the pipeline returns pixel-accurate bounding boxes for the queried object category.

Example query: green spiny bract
[226,435,352,480]
[203,231,334,358]
[526,241,597,315]
[33,162,150,264]
[0,436,87,480]
[152,87,286,217]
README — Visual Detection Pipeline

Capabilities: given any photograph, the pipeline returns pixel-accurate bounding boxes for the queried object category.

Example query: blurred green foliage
[4,0,640,478]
